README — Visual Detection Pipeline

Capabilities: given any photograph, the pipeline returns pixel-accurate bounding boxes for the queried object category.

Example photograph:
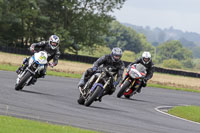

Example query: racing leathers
[16,41,60,79]
[127,58,154,92]
[78,54,125,95]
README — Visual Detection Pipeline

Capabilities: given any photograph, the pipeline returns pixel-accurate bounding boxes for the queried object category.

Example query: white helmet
[111,47,123,62]
[142,51,151,64]
[49,35,60,49]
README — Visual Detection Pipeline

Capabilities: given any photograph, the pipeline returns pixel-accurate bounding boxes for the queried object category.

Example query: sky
[112,0,200,33]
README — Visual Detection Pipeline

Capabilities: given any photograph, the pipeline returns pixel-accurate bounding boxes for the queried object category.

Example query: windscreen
[135,64,146,74]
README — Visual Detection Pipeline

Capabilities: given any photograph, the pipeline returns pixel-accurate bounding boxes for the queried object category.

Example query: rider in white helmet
[16,35,61,85]
[126,51,154,93]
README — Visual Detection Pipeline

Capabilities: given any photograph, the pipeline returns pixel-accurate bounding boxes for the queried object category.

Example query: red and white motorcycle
[117,63,147,98]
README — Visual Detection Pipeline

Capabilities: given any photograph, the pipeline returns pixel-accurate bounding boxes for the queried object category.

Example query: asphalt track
[0,70,200,133]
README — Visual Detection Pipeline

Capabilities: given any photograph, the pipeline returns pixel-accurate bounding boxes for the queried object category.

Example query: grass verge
[0,115,99,133]
[0,64,82,79]
[0,63,199,93]
[168,106,200,123]
[148,84,200,93]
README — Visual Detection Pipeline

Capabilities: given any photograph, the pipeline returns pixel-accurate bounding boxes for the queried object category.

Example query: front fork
[127,77,136,89]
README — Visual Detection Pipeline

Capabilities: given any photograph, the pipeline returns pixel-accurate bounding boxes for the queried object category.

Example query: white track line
[155,105,200,125]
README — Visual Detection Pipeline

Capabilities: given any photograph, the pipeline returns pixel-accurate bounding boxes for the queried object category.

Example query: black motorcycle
[77,67,114,107]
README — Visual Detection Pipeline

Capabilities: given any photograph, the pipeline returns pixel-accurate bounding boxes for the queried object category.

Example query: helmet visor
[51,42,57,46]
[114,55,121,60]
[143,57,150,62]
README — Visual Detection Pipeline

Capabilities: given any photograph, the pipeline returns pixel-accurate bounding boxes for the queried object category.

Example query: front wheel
[84,86,102,107]
[77,94,85,105]
[15,71,31,91]
[117,80,131,98]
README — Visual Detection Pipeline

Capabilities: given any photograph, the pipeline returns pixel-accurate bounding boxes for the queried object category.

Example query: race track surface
[0,71,200,133]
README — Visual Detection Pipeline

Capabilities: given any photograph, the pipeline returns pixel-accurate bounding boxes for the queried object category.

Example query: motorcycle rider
[78,47,125,101]
[126,51,154,93]
[16,35,61,84]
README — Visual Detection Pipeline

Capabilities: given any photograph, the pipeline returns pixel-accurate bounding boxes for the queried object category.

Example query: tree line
[0,0,126,54]
[0,0,197,70]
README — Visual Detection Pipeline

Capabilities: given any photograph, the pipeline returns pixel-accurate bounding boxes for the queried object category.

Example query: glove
[49,62,55,68]
[113,81,119,87]
[92,67,97,72]
[30,45,34,52]
[143,78,148,83]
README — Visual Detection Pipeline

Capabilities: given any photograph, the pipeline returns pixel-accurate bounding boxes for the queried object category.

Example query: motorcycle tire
[117,80,131,98]
[84,86,102,107]
[77,94,85,105]
[124,95,130,99]
[15,71,31,91]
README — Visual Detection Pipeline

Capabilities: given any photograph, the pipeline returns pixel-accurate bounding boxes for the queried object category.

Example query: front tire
[77,94,85,105]
[84,86,102,107]
[15,71,31,91]
[124,95,130,99]
[117,80,131,98]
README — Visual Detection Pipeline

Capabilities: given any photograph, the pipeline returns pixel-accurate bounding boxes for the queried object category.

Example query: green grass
[0,64,200,93]
[0,64,18,71]
[168,106,200,123]
[148,84,200,93]
[0,64,82,79]
[0,115,99,133]
[47,70,81,79]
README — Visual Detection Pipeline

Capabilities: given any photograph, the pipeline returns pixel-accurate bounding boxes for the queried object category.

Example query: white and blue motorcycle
[15,51,48,90]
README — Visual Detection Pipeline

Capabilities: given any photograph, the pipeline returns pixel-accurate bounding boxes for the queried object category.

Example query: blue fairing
[90,83,104,96]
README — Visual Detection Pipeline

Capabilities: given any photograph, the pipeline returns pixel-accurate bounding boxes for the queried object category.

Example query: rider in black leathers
[127,51,154,93]
[16,35,61,84]
[78,47,125,100]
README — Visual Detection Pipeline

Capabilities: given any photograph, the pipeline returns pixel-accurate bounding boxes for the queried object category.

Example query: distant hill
[123,23,200,48]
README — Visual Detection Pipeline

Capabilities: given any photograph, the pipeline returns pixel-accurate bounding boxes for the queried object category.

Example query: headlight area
[129,71,140,79]
[30,62,38,71]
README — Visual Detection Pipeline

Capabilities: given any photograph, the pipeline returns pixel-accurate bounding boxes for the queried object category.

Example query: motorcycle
[77,67,114,107]
[15,51,48,90]
[117,63,147,98]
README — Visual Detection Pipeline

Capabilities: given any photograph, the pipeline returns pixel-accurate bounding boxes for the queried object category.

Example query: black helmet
[111,47,122,62]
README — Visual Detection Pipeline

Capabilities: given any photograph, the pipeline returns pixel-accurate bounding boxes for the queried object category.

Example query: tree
[37,0,126,54]
[156,40,193,63]
[0,0,127,54]
[163,59,182,69]
[192,46,200,58]
[105,21,154,54]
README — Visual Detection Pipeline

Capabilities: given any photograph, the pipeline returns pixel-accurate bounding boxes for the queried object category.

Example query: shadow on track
[89,105,128,113]
[21,90,56,97]
[120,97,148,103]
[119,97,162,105]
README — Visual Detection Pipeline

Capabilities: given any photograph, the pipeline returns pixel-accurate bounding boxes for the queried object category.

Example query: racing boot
[136,86,142,93]
[16,66,23,74]
[16,57,29,74]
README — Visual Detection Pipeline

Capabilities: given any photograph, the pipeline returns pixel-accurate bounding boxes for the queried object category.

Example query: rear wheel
[117,80,131,98]
[15,71,31,91]
[84,86,102,107]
